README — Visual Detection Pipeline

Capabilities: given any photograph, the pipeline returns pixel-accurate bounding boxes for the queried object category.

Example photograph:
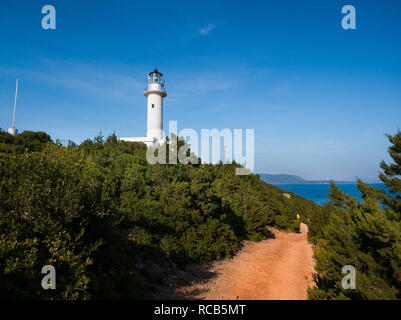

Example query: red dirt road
[178,223,315,300]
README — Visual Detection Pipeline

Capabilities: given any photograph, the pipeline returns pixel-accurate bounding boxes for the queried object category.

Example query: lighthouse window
[152,104,155,108]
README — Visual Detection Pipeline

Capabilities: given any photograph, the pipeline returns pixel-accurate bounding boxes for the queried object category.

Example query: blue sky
[0,0,400,180]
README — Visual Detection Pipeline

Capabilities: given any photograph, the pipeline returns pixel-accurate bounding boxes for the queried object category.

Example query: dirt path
[176,223,315,300]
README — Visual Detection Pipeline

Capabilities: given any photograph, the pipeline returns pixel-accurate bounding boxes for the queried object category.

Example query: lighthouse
[145,68,167,140]
[120,67,167,146]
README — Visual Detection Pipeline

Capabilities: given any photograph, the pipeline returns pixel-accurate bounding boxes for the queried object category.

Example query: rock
[176,270,186,278]
[152,254,168,266]
[171,262,177,272]
[140,259,164,284]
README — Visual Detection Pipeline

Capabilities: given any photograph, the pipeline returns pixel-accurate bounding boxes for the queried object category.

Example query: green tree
[309,130,401,300]
[16,131,52,152]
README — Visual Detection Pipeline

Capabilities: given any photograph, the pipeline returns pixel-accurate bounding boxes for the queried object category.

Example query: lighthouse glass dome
[146,68,165,93]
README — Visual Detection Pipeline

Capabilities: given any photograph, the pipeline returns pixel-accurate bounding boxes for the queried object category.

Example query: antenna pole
[12,78,19,128]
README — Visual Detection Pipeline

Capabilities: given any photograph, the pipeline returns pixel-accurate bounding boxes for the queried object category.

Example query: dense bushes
[0,143,146,299]
[0,129,315,299]
[0,130,51,153]
[306,131,401,300]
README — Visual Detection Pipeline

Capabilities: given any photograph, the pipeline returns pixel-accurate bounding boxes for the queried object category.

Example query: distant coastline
[277,180,354,185]
[268,182,386,206]
[258,173,379,185]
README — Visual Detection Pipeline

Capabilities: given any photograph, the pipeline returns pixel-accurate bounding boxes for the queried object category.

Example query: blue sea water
[277,183,387,206]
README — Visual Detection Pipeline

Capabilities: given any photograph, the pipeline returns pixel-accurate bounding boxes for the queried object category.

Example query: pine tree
[309,130,401,299]
[379,131,401,216]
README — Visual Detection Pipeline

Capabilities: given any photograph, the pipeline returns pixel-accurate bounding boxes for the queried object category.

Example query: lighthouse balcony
[145,83,166,91]
[144,83,167,97]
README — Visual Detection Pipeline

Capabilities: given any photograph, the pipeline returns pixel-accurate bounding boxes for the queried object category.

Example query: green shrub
[0,131,318,299]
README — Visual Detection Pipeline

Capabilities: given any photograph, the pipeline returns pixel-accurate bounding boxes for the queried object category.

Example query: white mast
[12,78,19,128]
[8,78,19,136]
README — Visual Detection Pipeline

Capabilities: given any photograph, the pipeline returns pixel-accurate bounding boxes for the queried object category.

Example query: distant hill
[259,174,308,184]
[259,173,354,185]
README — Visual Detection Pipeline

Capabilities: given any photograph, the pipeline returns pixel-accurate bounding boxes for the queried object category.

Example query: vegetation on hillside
[4,128,398,300]
[305,131,401,300]
[0,129,316,299]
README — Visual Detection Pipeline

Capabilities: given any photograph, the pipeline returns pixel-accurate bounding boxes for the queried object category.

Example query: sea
[276,183,387,206]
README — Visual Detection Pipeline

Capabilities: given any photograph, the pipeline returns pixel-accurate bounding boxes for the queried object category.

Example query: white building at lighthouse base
[118,136,162,147]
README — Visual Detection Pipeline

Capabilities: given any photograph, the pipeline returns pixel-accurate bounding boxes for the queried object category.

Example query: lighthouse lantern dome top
[148,67,163,78]
[145,67,166,97]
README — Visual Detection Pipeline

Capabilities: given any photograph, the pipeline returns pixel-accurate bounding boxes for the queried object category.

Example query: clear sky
[1,0,400,181]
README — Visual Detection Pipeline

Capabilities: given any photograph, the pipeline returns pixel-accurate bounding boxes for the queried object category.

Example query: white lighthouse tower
[145,68,167,140]
[120,67,167,146]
